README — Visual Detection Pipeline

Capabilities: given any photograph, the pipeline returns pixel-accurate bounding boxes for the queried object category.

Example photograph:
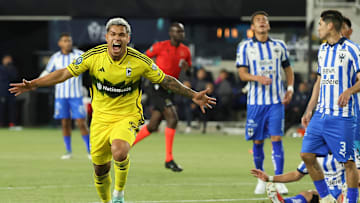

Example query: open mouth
[112,42,121,52]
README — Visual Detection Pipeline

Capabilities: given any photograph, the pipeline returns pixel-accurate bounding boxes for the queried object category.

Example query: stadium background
[1,0,360,202]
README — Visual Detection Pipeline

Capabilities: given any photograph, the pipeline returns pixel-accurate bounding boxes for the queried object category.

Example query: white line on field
[89,198,269,203]
[0,182,312,191]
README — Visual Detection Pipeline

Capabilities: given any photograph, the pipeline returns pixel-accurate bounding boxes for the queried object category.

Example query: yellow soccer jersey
[67,44,165,123]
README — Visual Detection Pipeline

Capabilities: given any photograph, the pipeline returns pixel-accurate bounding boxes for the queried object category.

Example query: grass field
[0,128,313,203]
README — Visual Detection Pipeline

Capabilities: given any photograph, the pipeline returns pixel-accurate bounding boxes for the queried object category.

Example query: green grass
[0,128,313,203]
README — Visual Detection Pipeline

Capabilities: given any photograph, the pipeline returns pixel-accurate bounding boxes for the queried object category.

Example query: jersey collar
[326,37,346,47]
[106,47,128,65]
[252,36,273,43]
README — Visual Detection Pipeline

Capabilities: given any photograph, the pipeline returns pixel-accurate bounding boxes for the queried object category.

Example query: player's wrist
[287,85,294,92]
[268,176,274,182]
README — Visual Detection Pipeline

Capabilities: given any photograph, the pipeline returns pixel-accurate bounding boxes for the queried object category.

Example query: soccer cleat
[275,183,288,195]
[165,160,183,172]
[61,153,72,160]
[266,182,284,203]
[254,178,266,194]
[112,196,124,203]
[319,194,337,203]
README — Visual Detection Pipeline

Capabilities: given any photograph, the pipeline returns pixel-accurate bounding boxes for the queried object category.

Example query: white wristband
[268,176,274,182]
[287,85,294,92]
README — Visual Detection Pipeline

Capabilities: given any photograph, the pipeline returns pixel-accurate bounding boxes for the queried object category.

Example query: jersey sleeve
[143,61,166,84]
[348,44,360,73]
[45,55,56,72]
[145,42,160,58]
[296,161,308,174]
[67,54,91,77]
[279,41,291,68]
[236,41,249,68]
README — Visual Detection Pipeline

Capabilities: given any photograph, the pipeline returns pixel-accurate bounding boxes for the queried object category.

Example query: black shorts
[150,84,175,112]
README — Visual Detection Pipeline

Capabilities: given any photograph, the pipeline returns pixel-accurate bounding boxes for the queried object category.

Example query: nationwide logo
[92,76,140,98]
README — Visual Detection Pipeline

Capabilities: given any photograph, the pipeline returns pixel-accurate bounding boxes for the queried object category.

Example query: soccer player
[236,11,294,194]
[40,33,90,159]
[341,16,360,186]
[251,153,345,203]
[301,10,360,203]
[132,22,192,172]
[9,17,216,203]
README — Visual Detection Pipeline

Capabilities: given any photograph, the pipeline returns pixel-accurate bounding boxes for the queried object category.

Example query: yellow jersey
[67,44,165,123]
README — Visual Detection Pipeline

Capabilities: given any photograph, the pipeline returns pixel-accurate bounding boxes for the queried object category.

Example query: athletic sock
[347,187,359,203]
[284,194,307,203]
[253,143,264,171]
[114,155,130,192]
[313,179,330,198]
[272,140,284,175]
[81,134,90,153]
[133,125,151,145]
[63,135,72,153]
[165,127,176,162]
[94,172,111,202]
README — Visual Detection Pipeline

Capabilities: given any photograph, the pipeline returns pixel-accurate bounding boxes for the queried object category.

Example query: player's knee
[93,162,111,176]
[75,119,87,129]
[147,124,159,132]
[300,153,316,164]
[167,117,178,128]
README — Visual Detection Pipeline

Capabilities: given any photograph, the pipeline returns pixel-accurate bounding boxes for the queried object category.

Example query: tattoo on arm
[160,75,195,98]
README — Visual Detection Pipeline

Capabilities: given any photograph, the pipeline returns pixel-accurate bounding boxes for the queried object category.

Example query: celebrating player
[40,33,90,159]
[236,10,294,194]
[9,17,216,203]
[301,10,360,203]
[133,22,192,172]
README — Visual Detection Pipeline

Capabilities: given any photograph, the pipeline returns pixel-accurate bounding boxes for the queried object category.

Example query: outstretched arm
[9,68,73,96]
[250,169,304,183]
[160,75,216,113]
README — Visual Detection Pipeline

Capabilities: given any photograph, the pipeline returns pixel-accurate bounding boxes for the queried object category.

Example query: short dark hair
[59,32,71,40]
[320,10,343,32]
[343,16,352,28]
[250,11,269,24]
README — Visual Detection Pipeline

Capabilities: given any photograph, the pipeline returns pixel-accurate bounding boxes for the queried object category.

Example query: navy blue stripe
[338,66,343,116]
[324,47,330,67]
[275,59,281,102]
[242,43,248,65]
[347,61,352,116]
[323,156,328,171]
[331,44,338,67]
[253,60,258,105]
[330,156,336,173]
[348,45,360,72]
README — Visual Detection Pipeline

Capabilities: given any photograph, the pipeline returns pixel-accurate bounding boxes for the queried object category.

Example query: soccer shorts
[245,103,284,141]
[150,84,175,112]
[301,112,356,163]
[54,98,86,119]
[90,116,142,165]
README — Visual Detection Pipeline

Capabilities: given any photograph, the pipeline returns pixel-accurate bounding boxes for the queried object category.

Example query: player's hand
[250,169,269,182]
[282,90,293,105]
[9,79,36,96]
[338,89,351,107]
[192,88,217,114]
[256,76,272,85]
[301,111,312,129]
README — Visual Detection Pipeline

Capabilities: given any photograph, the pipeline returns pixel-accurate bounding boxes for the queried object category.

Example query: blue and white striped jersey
[297,154,345,195]
[236,37,290,105]
[45,49,84,98]
[316,38,360,117]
